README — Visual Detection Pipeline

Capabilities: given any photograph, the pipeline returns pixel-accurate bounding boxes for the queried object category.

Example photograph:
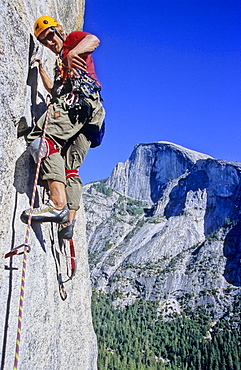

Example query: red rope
[13,105,52,370]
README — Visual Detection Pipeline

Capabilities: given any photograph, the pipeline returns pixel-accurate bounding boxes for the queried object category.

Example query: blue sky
[80,0,241,184]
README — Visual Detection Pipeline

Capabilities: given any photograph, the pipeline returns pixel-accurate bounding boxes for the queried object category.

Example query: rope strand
[13,104,52,370]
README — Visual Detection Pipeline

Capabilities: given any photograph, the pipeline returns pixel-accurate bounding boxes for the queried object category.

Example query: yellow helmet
[34,16,59,38]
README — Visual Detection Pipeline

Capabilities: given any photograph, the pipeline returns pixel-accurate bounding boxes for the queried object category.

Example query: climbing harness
[28,136,60,163]
[5,104,51,370]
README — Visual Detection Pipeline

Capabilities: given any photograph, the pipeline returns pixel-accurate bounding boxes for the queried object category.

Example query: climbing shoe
[20,200,69,224]
[58,220,76,239]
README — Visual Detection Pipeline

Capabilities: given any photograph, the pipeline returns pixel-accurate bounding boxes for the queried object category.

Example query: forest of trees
[92,290,240,370]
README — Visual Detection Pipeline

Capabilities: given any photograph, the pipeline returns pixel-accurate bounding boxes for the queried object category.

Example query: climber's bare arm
[34,58,53,92]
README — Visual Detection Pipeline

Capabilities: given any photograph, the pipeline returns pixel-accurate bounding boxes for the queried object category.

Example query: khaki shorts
[27,92,105,210]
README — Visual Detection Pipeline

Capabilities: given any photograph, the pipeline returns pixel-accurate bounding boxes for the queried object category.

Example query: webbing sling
[54,237,77,301]
[13,104,52,370]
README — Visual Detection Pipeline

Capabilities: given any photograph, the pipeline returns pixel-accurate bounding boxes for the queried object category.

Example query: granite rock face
[83,142,241,318]
[107,142,212,204]
[0,2,98,370]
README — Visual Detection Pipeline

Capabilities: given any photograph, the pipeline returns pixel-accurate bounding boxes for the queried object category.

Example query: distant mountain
[83,142,241,319]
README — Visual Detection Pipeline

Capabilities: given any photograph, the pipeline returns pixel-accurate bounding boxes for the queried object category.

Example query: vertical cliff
[0,1,98,369]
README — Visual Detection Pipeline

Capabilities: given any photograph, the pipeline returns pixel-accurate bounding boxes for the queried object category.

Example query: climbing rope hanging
[12,104,52,370]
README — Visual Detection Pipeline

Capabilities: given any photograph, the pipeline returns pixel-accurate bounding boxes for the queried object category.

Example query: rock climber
[21,16,105,238]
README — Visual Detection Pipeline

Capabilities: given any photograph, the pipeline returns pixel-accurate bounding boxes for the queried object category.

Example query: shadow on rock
[164,162,241,238]
[27,34,47,126]
[223,222,241,286]
[13,149,46,252]
[164,170,209,219]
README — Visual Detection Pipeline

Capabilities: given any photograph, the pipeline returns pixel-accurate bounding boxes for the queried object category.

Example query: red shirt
[62,31,99,82]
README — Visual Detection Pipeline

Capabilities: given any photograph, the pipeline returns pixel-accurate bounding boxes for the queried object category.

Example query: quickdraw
[5,244,31,259]
[56,238,77,282]
[58,238,76,301]
[63,92,79,107]
[53,230,77,301]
